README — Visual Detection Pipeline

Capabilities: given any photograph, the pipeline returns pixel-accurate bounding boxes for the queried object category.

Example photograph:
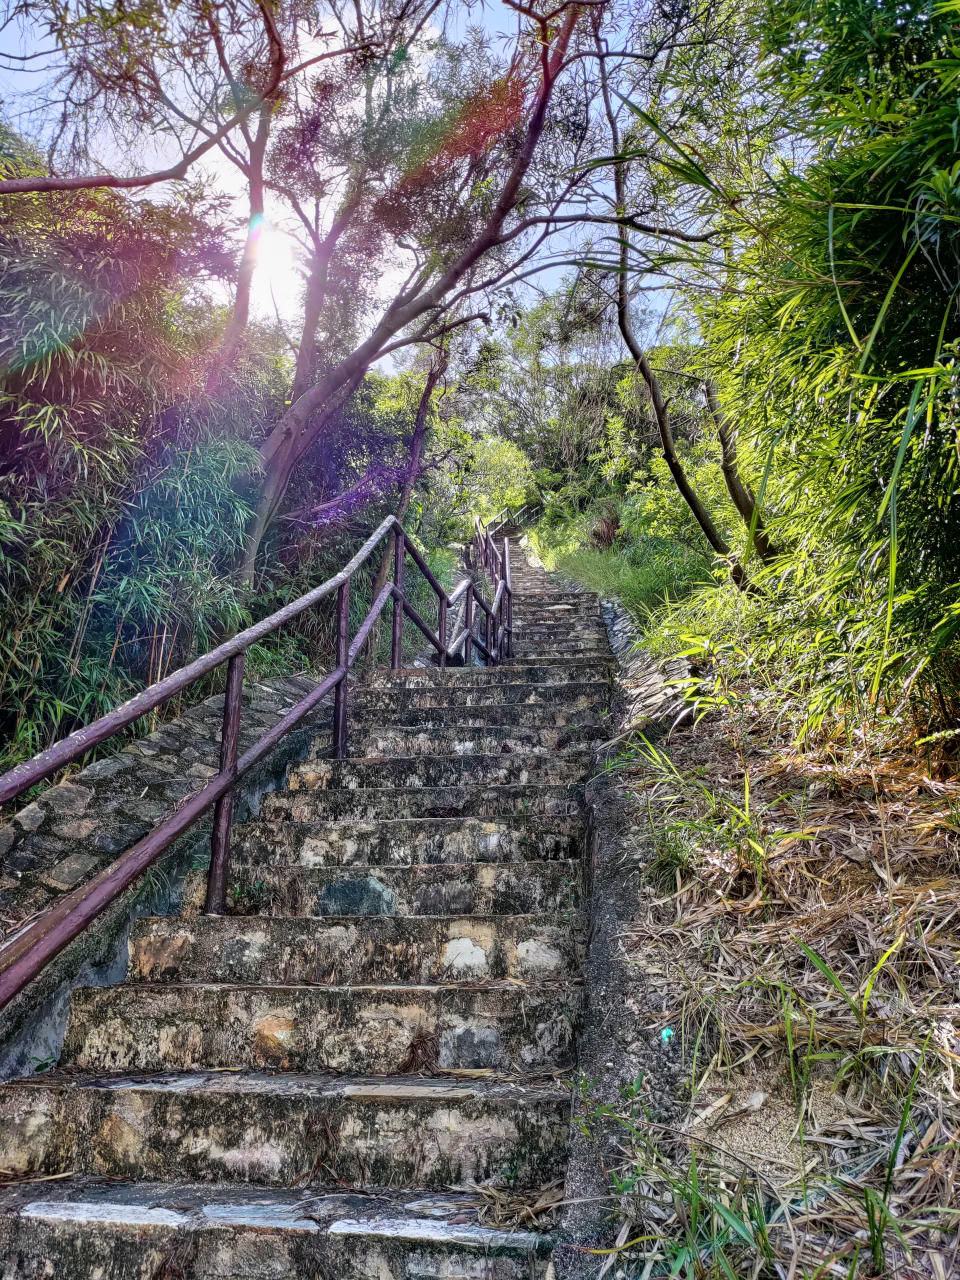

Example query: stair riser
[63,986,580,1074]
[358,725,602,756]
[366,664,611,688]
[230,817,583,869]
[0,1211,552,1280]
[290,754,592,791]
[509,655,608,667]
[349,703,607,728]
[512,620,607,633]
[178,860,584,923]
[509,645,611,658]
[352,682,609,711]
[131,916,582,985]
[510,604,600,615]
[0,1083,568,1192]
[261,784,586,823]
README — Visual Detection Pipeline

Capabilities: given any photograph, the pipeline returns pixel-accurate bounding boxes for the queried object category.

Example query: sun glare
[250,216,300,318]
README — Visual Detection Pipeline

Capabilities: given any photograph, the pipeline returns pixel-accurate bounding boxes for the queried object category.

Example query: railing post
[438,594,447,668]
[333,580,350,759]
[391,530,404,669]
[503,537,513,660]
[485,609,492,664]
[464,584,473,665]
[205,651,246,915]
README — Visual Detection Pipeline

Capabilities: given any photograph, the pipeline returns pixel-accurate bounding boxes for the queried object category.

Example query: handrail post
[391,530,404,669]
[333,580,350,759]
[485,609,492,665]
[464,584,473,665]
[438,594,447,668]
[503,537,513,660]
[205,651,246,914]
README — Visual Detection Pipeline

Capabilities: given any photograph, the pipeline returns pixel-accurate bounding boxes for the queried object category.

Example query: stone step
[510,632,611,644]
[357,722,601,756]
[131,914,583,984]
[510,636,607,649]
[290,753,592,791]
[178,858,584,923]
[511,613,602,628]
[352,701,609,729]
[512,593,601,604]
[63,982,580,1074]
[365,663,611,687]
[510,638,611,651]
[0,1179,553,1279]
[230,815,583,868]
[512,617,603,633]
[260,781,586,823]
[511,590,596,603]
[506,652,613,666]
[352,680,610,712]
[0,1071,569,1193]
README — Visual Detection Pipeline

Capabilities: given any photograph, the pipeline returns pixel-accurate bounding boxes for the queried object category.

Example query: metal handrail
[0,513,513,1014]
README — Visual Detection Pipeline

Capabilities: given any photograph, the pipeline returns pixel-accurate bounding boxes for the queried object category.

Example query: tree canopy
[2,0,960,753]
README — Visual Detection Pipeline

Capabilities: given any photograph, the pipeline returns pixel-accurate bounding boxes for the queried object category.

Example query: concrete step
[62,981,580,1074]
[365,663,612,687]
[0,1179,553,1278]
[290,753,593,791]
[510,650,608,662]
[510,637,607,650]
[358,722,602,756]
[0,1071,569,1192]
[351,680,610,713]
[512,619,607,634]
[178,858,584,922]
[260,781,586,823]
[131,914,583,984]
[511,590,597,603]
[506,653,613,666]
[510,599,600,613]
[350,701,609,729]
[230,815,584,868]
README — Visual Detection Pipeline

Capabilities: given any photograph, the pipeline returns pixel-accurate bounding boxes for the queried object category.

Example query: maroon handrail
[0,513,513,1014]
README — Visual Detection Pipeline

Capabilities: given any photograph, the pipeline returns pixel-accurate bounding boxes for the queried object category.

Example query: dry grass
[462,1177,567,1230]
[600,704,960,1279]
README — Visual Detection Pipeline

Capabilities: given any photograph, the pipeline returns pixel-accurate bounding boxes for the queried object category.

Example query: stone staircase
[0,533,613,1279]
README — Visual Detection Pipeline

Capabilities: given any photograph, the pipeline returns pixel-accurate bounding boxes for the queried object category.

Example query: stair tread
[132,911,584,984]
[0,1177,553,1250]
[86,979,578,992]
[6,1068,571,1101]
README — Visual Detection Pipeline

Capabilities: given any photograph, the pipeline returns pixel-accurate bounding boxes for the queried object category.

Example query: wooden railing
[482,500,539,539]
[0,514,512,1014]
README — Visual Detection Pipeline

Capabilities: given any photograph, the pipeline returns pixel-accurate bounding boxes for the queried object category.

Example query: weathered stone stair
[0,531,613,1279]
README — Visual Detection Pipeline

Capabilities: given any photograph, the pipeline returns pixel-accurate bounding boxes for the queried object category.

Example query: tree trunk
[205,107,271,394]
[704,379,778,562]
[239,366,369,583]
[595,24,751,592]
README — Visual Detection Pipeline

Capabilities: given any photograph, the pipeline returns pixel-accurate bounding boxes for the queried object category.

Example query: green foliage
[458,433,535,521]
[0,174,468,771]
[711,0,960,728]
[581,0,960,740]
[532,498,711,622]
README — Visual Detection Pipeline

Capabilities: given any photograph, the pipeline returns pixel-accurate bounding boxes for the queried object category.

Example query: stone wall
[0,675,328,1078]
